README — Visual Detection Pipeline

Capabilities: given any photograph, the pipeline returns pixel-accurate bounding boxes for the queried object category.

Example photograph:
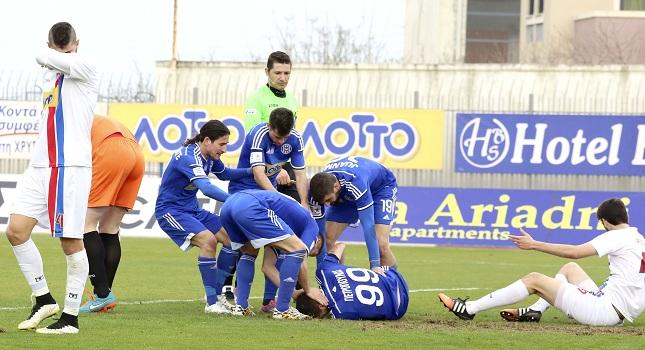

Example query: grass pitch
[0,235,643,349]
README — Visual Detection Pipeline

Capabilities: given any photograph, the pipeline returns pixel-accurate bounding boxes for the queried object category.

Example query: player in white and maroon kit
[439,198,645,326]
[6,22,98,335]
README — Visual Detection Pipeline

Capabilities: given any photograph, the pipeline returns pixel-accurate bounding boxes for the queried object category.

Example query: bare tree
[522,20,641,65]
[272,16,399,64]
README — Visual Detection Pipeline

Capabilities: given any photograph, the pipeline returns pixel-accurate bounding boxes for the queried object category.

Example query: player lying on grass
[294,242,409,320]
[439,198,645,326]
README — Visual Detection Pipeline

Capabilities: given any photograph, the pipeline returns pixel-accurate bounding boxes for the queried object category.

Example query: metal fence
[2,62,645,191]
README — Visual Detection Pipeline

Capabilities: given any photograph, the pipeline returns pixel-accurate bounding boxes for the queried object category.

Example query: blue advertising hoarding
[455,113,645,175]
[340,187,645,247]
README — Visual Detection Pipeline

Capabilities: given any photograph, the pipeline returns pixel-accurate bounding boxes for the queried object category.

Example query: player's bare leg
[375,223,397,267]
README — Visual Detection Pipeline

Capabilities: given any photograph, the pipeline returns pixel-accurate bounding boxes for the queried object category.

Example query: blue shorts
[326,184,397,225]
[156,207,222,251]
[221,193,294,250]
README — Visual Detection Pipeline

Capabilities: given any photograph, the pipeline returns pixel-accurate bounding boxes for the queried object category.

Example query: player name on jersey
[332,269,355,302]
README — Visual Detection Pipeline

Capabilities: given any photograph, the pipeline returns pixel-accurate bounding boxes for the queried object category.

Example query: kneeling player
[295,243,409,320]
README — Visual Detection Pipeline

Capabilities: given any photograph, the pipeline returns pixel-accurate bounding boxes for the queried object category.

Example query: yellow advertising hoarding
[107,104,443,169]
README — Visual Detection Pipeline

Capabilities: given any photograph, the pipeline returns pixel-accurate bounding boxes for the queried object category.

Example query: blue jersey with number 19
[316,255,409,320]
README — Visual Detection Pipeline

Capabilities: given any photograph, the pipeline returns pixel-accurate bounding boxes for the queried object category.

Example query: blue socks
[276,250,306,312]
[197,256,218,305]
[235,254,256,308]
[214,246,240,299]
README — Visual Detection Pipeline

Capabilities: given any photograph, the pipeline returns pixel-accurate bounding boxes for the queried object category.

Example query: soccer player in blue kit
[227,107,310,312]
[220,189,327,319]
[309,156,398,274]
[295,242,409,320]
[155,120,252,314]
[228,107,308,207]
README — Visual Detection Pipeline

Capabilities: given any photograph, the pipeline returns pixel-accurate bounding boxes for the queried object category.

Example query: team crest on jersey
[281,144,292,154]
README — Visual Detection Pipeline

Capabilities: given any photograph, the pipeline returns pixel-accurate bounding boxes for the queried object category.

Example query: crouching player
[295,243,409,320]
[220,189,328,319]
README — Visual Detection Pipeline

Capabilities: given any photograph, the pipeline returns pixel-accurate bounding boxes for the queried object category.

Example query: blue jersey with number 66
[316,254,409,320]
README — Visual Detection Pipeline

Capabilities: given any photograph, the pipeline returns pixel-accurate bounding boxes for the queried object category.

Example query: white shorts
[11,166,91,239]
[555,282,622,326]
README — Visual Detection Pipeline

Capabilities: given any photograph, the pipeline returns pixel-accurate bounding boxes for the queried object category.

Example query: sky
[0,0,405,75]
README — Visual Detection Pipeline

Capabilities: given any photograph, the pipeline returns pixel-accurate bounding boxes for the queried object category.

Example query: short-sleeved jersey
[312,156,397,219]
[223,190,318,249]
[589,227,645,322]
[156,143,227,212]
[32,49,98,168]
[316,255,409,320]
[91,115,136,146]
[228,123,305,193]
[243,85,298,131]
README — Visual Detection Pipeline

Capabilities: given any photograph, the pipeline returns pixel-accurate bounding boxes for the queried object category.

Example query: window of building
[526,24,543,43]
[621,0,645,10]
[535,23,543,41]
[538,0,544,14]
[529,0,535,15]
[466,0,520,63]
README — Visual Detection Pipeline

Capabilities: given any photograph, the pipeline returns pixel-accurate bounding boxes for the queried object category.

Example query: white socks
[12,239,50,296]
[466,280,529,314]
[62,250,89,316]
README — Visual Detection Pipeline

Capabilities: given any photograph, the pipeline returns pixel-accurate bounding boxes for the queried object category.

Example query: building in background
[405,0,645,65]
[520,0,645,64]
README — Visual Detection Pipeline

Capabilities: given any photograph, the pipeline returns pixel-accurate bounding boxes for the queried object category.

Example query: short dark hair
[268,107,294,136]
[295,293,330,319]
[309,172,337,203]
[183,119,230,146]
[48,22,76,49]
[267,51,291,70]
[597,198,628,225]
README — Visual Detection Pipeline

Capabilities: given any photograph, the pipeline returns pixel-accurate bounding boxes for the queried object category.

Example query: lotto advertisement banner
[0,101,41,159]
[456,113,645,175]
[107,104,443,170]
[2,175,640,248]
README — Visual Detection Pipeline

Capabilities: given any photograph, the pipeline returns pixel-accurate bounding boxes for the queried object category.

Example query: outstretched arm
[510,228,598,259]
[358,206,381,269]
[193,178,229,202]
[297,257,328,306]
[293,168,309,209]
[252,165,277,191]
[216,167,253,181]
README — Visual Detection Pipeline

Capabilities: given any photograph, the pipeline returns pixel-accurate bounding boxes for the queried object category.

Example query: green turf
[0,235,643,349]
